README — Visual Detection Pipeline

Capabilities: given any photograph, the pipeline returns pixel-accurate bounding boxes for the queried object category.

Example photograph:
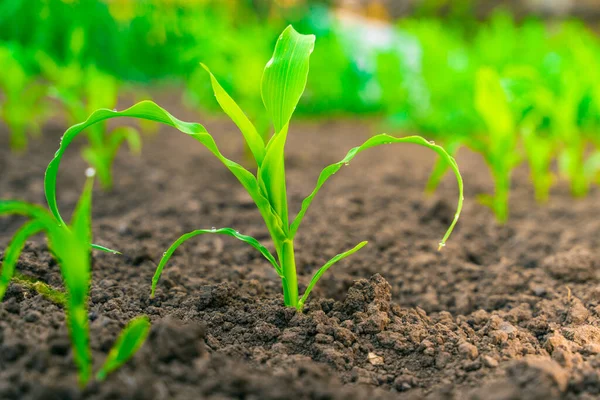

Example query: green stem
[492,167,510,224]
[280,240,298,308]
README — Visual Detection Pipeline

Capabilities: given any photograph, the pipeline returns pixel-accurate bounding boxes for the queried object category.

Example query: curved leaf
[298,241,368,310]
[201,63,265,165]
[108,126,142,156]
[0,200,58,226]
[44,101,284,240]
[261,25,315,134]
[151,228,281,297]
[290,134,464,250]
[96,315,151,381]
[91,243,121,254]
[0,220,45,301]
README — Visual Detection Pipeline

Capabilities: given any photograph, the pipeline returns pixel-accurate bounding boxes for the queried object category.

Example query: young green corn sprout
[38,51,141,189]
[472,67,520,223]
[0,47,48,151]
[0,171,150,386]
[44,26,464,311]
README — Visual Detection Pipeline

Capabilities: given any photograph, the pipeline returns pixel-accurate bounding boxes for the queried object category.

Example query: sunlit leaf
[96,316,151,381]
[298,241,368,310]
[290,134,464,250]
[201,63,266,165]
[151,228,281,297]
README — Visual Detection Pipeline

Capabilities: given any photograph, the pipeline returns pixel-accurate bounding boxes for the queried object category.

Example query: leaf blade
[201,63,266,165]
[44,100,285,241]
[151,228,281,297]
[0,220,46,301]
[96,316,151,381]
[298,241,368,309]
[289,134,464,250]
[261,25,315,134]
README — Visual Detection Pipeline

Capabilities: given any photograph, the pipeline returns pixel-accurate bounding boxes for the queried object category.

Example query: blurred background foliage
[2,0,600,220]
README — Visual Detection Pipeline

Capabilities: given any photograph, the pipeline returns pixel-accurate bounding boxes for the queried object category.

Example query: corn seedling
[38,46,141,189]
[44,26,464,311]
[0,172,150,386]
[0,47,49,150]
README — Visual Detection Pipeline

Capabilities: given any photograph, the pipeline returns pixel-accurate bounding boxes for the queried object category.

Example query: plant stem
[492,166,510,224]
[280,240,298,309]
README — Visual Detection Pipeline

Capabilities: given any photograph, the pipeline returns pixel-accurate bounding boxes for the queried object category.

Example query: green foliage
[44,26,464,310]
[0,45,48,150]
[382,13,600,221]
[0,173,149,386]
[96,316,151,381]
[38,47,141,189]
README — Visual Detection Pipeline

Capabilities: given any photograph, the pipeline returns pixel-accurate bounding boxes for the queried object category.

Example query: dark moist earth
[2,100,600,400]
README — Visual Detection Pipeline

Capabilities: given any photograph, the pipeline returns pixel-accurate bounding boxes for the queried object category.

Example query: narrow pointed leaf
[0,220,45,301]
[60,178,95,387]
[0,200,58,226]
[152,228,281,297]
[108,126,142,156]
[290,134,464,250]
[91,243,121,254]
[44,101,284,240]
[258,128,290,231]
[298,241,368,309]
[96,316,151,381]
[201,63,265,164]
[261,25,315,134]
[70,176,94,248]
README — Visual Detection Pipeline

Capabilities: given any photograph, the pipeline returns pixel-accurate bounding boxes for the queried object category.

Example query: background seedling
[44,26,464,311]
[0,46,49,150]
[37,28,141,189]
[0,172,150,386]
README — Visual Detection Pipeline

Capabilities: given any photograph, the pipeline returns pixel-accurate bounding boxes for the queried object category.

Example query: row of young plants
[3,3,600,221]
[377,13,600,222]
[1,26,463,386]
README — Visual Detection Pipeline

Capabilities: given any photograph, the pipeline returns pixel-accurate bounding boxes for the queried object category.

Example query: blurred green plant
[36,29,141,189]
[0,171,150,386]
[0,46,48,150]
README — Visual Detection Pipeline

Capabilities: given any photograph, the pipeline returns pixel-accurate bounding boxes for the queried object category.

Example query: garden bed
[2,105,600,399]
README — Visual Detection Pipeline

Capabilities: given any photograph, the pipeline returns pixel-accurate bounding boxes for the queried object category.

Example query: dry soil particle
[2,102,600,398]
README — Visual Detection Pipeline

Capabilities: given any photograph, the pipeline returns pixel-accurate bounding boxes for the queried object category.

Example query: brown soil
[2,99,600,399]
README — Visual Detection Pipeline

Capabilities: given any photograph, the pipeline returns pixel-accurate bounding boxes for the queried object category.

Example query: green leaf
[0,200,58,226]
[60,177,95,387]
[261,25,315,134]
[96,316,151,381]
[0,220,45,301]
[258,128,290,233]
[298,241,368,310]
[109,126,142,157]
[201,63,266,165]
[151,228,281,297]
[91,243,121,254]
[257,25,315,233]
[290,134,464,250]
[70,175,94,248]
[44,101,284,240]
[425,141,461,194]
[475,67,514,139]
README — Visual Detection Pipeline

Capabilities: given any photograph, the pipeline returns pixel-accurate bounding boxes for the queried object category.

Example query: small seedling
[0,46,48,150]
[0,171,150,386]
[37,29,141,189]
[44,26,463,311]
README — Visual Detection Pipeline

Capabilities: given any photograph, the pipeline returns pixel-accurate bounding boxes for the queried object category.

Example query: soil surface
[2,96,600,399]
